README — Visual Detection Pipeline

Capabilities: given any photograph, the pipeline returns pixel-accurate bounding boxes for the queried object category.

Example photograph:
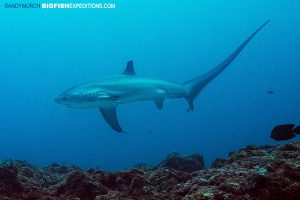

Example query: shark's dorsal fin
[99,106,124,133]
[123,60,135,75]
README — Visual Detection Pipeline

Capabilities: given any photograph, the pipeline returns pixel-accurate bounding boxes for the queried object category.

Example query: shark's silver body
[55,21,270,132]
[58,75,186,108]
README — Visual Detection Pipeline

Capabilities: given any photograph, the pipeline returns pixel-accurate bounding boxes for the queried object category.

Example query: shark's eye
[63,96,70,101]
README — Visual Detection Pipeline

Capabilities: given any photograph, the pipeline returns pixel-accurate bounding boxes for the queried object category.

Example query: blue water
[0,0,299,170]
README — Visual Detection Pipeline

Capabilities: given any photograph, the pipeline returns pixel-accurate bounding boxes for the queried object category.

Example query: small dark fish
[267,90,274,95]
[294,126,300,135]
[270,124,297,141]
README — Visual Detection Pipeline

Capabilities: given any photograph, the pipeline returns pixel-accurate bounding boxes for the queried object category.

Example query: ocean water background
[0,0,299,170]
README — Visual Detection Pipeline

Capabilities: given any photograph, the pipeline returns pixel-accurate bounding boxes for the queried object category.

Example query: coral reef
[1,142,300,200]
[156,152,205,172]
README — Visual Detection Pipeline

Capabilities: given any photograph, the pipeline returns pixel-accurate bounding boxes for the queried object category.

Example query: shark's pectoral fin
[99,106,124,133]
[154,98,164,110]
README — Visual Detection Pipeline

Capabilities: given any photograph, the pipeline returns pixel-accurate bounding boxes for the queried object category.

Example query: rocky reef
[1,142,300,200]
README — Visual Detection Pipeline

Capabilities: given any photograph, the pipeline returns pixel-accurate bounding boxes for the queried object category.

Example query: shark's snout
[54,95,69,105]
[54,96,63,104]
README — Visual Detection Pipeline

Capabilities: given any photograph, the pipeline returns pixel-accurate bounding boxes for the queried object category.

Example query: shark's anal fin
[123,60,135,75]
[154,98,164,110]
[185,97,194,111]
[99,107,124,133]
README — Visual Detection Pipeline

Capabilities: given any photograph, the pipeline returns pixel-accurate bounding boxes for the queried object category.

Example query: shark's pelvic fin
[99,107,124,133]
[183,20,270,110]
[123,60,135,75]
[154,98,164,110]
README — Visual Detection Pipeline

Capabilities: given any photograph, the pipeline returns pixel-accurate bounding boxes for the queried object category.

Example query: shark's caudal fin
[183,20,270,110]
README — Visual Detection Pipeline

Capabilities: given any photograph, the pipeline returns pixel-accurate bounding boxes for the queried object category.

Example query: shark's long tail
[183,20,270,110]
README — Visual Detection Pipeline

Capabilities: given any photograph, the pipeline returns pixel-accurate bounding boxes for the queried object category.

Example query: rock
[156,152,205,172]
[56,170,108,199]
[0,164,23,197]
[1,142,300,199]
[211,158,226,168]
